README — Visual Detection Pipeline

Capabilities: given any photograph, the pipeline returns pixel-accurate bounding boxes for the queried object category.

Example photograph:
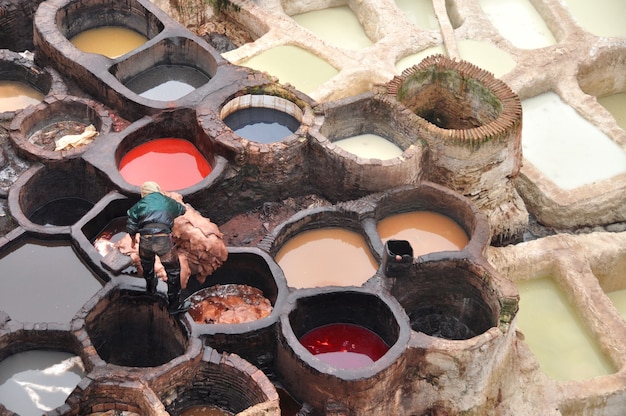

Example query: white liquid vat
[516,277,615,381]
[394,0,439,31]
[597,92,626,132]
[478,0,556,49]
[395,45,447,74]
[291,6,373,50]
[0,241,103,323]
[457,39,516,78]
[522,92,626,190]
[334,134,403,159]
[0,350,86,416]
[240,45,338,95]
[607,288,626,321]
[563,0,626,38]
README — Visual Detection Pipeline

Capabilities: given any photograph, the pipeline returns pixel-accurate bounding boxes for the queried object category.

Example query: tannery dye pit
[0,0,626,415]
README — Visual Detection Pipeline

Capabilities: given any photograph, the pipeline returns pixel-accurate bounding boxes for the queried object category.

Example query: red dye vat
[299,323,390,369]
[119,138,212,191]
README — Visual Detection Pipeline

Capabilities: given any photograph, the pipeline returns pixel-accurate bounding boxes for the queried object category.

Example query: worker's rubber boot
[168,292,191,314]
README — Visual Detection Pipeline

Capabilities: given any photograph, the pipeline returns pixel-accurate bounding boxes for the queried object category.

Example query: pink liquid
[299,323,390,369]
[119,138,212,191]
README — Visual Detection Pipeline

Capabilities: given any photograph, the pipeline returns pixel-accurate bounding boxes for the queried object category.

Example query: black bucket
[383,240,413,277]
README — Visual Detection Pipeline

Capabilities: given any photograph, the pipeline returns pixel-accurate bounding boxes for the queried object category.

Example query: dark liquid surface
[29,197,94,226]
[224,107,300,143]
[299,323,390,369]
[0,240,103,323]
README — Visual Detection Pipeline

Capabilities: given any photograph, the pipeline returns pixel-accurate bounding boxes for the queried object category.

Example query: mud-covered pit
[219,194,332,247]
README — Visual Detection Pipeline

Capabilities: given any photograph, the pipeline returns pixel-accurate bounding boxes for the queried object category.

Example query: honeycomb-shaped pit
[7,159,114,233]
[182,248,287,373]
[391,257,506,340]
[386,54,526,242]
[0,50,55,118]
[276,289,410,414]
[267,207,379,289]
[57,0,164,55]
[308,92,428,200]
[64,378,166,416]
[0,233,105,324]
[160,347,279,415]
[371,182,490,261]
[8,95,113,162]
[84,107,225,195]
[0,325,90,415]
[109,36,218,103]
[221,93,303,144]
[83,284,188,367]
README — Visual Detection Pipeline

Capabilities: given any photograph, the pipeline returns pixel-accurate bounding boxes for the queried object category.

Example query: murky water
[275,228,378,289]
[515,277,615,380]
[291,6,373,50]
[70,26,148,58]
[0,240,103,323]
[179,405,234,416]
[334,134,403,160]
[0,80,44,112]
[522,91,626,190]
[478,0,556,49]
[0,350,86,416]
[125,65,210,101]
[239,45,338,95]
[29,197,94,226]
[377,211,469,256]
[224,107,300,143]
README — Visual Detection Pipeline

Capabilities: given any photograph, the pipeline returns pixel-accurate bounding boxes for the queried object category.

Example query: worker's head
[140,181,161,197]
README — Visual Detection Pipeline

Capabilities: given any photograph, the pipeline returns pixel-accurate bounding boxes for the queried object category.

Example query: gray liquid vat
[0,350,86,416]
[124,65,210,101]
[223,107,300,144]
[0,240,103,323]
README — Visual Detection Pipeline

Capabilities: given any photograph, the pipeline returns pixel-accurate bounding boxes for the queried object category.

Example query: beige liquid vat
[275,227,378,289]
[395,45,447,73]
[291,6,373,50]
[607,289,626,321]
[377,211,468,257]
[563,0,626,38]
[597,92,626,132]
[70,26,148,59]
[334,134,403,159]
[516,277,615,381]
[478,0,556,49]
[394,0,439,31]
[522,91,626,190]
[457,39,516,78]
[0,80,44,112]
[239,45,338,95]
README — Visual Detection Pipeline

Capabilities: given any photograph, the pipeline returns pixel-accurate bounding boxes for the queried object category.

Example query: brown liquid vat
[0,49,66,121]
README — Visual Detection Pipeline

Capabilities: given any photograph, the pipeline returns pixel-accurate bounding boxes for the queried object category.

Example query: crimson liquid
[119,138,212,191]
[299,323,390,369]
